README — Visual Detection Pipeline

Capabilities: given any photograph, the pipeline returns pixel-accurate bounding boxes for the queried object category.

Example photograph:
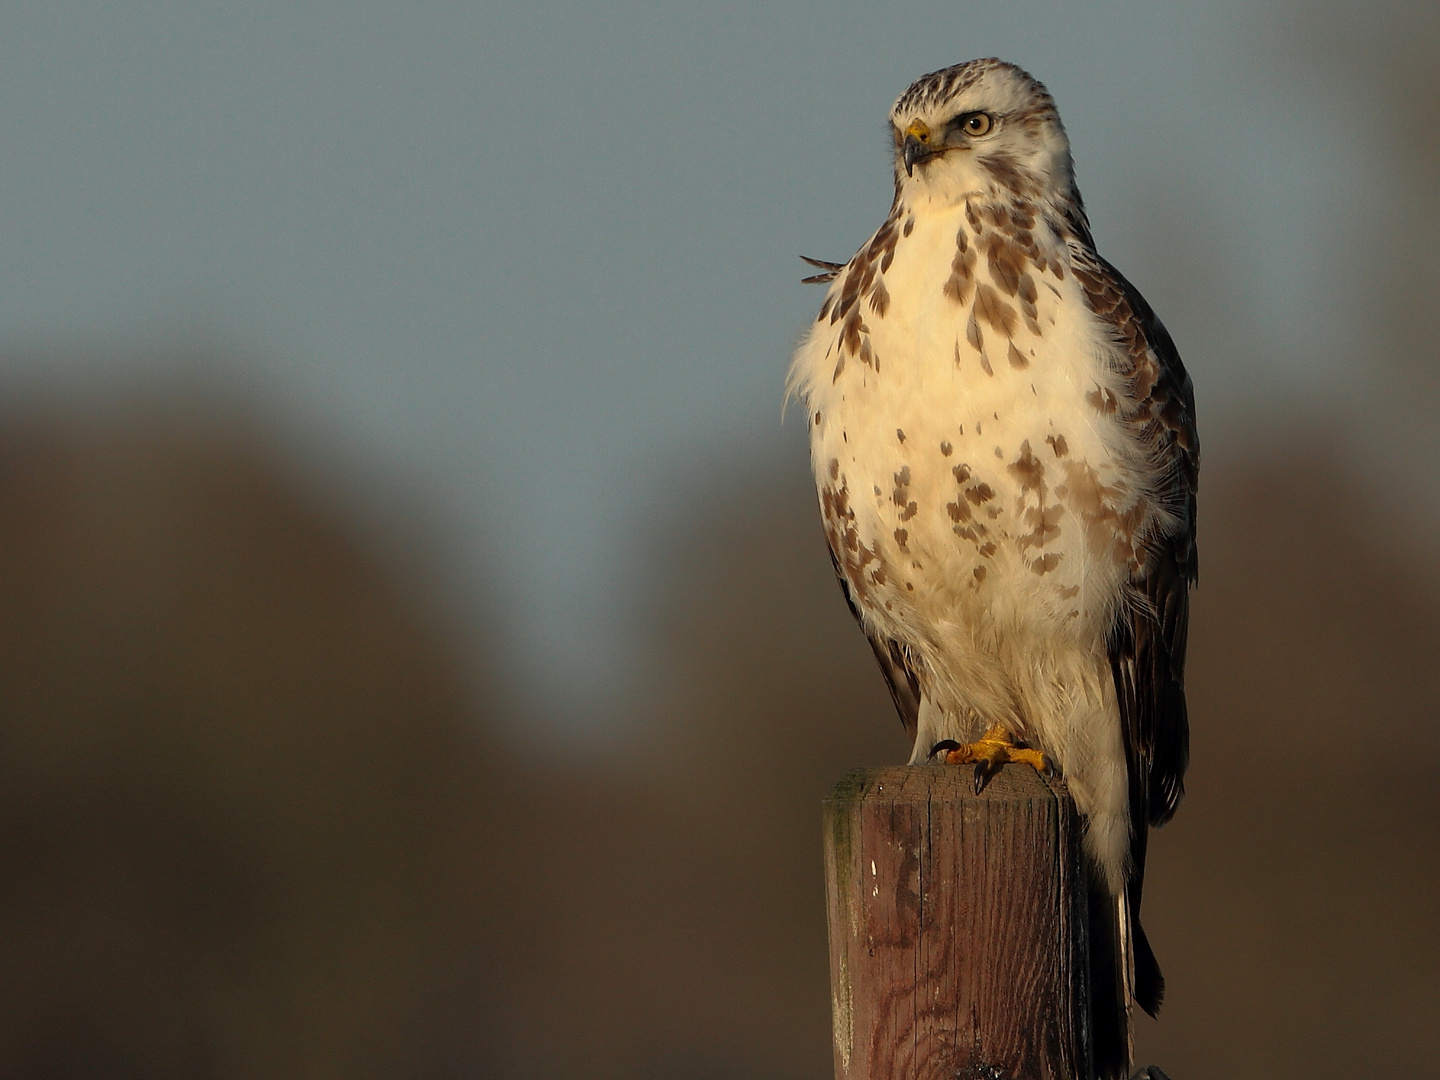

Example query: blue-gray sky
[0,2,1382,717]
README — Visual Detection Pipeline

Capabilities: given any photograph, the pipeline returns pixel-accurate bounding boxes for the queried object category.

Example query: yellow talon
[930,724,1051,794]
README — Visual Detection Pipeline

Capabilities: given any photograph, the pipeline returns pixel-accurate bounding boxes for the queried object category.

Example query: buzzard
[787,59,1198,1076]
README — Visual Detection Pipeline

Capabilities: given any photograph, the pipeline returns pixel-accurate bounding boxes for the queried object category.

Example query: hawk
[787,59,1197,1076]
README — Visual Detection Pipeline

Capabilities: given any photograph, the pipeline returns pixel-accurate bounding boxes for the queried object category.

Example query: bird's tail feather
[1087,873,1131,1080]
[1131,899,1165,1018]
[1088,868,1166,1080]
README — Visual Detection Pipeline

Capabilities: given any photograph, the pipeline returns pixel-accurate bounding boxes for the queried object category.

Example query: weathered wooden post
[824,764,1091,1080]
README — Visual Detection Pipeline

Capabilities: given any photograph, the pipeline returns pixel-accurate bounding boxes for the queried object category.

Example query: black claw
[1042,758,1058,778]
[973,759,998,795]
[929,740,961,759]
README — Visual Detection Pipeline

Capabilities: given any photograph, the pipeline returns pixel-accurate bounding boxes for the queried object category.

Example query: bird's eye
[961,112,992,136]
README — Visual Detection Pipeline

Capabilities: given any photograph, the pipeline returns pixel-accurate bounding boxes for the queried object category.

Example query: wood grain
[824,765,1091,1080]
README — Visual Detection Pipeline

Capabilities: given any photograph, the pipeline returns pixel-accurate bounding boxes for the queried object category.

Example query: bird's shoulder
[1069,240,1197,834]
[1066,242,1199,484]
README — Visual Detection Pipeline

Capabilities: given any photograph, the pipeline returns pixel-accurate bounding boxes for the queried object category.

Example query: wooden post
[824,764,1091,1080]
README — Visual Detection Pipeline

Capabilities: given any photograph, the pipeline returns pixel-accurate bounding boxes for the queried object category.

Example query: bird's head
[889,59,1076,209]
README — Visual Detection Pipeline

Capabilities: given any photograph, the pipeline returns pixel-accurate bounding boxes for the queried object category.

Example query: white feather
[788,64,1158,897]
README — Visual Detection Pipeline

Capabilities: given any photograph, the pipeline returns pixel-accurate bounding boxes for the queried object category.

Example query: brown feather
[1074,245,1199,1020]
[800,255,844,284]
[825,541,921,736]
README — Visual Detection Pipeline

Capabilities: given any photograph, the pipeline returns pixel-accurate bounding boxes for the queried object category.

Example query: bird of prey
[787,59,1197,1076]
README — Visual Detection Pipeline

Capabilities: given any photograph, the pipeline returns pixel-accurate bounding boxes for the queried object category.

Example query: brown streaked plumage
[789,58,1198,1079]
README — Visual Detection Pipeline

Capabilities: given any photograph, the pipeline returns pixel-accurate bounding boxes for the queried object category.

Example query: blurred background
[0,1,1436,1077]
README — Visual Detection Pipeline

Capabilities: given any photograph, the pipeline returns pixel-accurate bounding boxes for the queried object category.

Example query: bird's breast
[794,199,1150,646]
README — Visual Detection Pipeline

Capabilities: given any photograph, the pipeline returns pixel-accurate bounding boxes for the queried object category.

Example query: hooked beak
[902,119,935,177]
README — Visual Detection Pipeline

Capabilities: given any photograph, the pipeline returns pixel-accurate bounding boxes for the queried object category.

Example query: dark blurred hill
[0,406,506,1079]
[1,402,1437,1080]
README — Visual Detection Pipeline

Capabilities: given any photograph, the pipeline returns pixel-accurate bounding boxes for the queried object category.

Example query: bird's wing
[1072,247,1199,1018]
[826,541,922,738]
